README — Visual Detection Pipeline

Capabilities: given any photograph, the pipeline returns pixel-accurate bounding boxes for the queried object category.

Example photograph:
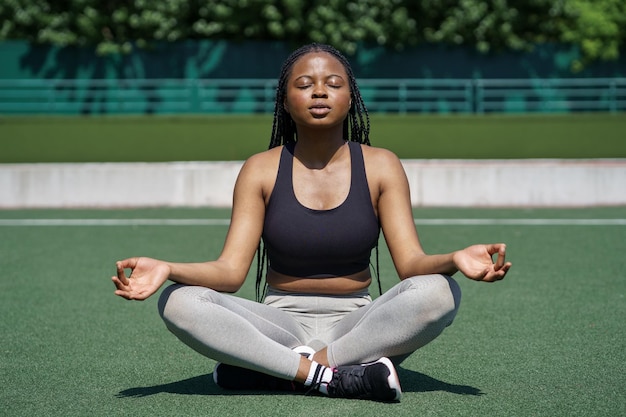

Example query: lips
[309,102,330,109]
[309,102,331,117]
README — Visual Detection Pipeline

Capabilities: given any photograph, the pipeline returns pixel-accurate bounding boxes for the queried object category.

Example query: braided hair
[268,43,371,149]
[256,43,381,301]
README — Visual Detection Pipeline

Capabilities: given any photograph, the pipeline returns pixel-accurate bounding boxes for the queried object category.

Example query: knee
[403,274,461,325]
[157,283,182,322]
[158,284,220,329]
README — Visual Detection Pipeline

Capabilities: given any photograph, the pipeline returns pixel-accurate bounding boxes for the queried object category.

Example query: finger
[117,257,139,271]
[484,273,503,283]
[486,262,512,282]
[111,276,120,288]
[114,289,132,300]
[115,288,148,301]
[494,244,506,270]
[116,261,130,285]
[111,275,127,290]
[486,243,506,254]
[111,276,130,297]
[470,266,491,281]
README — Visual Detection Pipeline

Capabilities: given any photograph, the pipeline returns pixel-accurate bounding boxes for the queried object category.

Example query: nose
[311,82,327,98]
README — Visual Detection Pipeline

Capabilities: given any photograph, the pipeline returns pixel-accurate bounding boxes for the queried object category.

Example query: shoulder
[239,146,283,178]
[235,146,284,198]
[360,144,406,182]
[360,144,401,165]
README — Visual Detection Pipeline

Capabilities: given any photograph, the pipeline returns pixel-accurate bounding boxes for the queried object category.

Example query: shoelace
[328,366,370,397]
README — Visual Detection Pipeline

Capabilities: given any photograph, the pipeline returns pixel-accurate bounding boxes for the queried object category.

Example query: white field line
[0,219,231,226]
[0,218,625,227]
[414,218,626,226]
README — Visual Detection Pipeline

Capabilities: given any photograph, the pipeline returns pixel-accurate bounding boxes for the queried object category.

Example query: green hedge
[1,0,625,71]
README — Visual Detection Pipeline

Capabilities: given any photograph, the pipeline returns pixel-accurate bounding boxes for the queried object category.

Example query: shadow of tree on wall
[16,41,291,115]
[13,41,626,115]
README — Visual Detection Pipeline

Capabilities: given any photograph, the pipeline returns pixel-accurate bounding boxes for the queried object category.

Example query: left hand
[452,243,512,282]
[111,257,171,300]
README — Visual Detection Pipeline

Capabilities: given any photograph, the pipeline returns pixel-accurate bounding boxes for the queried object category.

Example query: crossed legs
[158,274,461,382]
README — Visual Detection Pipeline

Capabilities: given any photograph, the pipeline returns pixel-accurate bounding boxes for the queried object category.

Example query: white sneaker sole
[293,345,316,358]
[375,357,402,401]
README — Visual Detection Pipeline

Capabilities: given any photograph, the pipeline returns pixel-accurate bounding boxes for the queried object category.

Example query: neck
[293,132,347,170]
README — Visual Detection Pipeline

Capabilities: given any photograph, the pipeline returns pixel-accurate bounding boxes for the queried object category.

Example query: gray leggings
[158,274,461,381]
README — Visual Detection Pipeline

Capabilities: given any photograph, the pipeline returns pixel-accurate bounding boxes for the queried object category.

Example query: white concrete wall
[402,159,626,207]
[1,159,625,208]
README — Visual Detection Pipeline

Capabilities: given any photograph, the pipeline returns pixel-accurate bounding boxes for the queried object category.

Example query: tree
[558,0,626,71]
[0,0,623,70]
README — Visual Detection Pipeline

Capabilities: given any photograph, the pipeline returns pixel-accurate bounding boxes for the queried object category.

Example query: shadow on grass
[397,367,483,396]
[116,368,483,398]
[116,373,310,398]
[117,374,219,398]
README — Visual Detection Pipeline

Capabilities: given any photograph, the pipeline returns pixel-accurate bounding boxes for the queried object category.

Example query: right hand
[112,257,171,300]
[452,243,511,282]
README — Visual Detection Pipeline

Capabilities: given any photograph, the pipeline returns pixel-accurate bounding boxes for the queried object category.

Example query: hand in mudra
[453,244,511,282]
[112,257,170,300]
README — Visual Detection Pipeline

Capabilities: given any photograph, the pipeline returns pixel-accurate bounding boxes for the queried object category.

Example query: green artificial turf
[1,207,625,416]
[1,113,625,163]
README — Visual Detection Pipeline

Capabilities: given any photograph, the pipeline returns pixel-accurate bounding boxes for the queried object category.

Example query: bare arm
[112,152,273,300]
[372,148,511,282]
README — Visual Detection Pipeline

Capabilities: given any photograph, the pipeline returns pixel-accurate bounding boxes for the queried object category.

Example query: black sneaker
[213,363,303,391]
[212,346,314,392]
[325,357,402,402]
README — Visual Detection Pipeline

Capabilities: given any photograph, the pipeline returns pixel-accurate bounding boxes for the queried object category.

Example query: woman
[112,43,511,402]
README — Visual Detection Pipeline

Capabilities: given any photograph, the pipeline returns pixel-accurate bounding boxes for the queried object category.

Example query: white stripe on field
[414,218,626,226]
[0,218,231,226]
[0,218,625,227]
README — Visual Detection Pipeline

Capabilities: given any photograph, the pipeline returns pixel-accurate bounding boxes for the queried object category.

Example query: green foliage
[0,0,624,69]
[416,0,530,52]
[558,0,626,71]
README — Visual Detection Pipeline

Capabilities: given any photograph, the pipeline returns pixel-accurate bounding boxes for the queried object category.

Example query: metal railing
[475,78,626,113]
[0,78,624,115]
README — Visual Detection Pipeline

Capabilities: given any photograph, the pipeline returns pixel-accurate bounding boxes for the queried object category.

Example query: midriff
[266,267,372,295]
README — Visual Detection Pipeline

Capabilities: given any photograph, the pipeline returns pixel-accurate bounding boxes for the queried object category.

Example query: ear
[283,100,289,114]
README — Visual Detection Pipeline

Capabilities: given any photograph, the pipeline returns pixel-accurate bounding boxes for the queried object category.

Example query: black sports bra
[262,141,380,278]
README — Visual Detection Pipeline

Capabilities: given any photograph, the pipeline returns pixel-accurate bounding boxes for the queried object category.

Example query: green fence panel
[0,78,624,115]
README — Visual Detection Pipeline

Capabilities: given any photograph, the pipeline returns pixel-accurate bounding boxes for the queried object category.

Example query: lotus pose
[113,43,511,402]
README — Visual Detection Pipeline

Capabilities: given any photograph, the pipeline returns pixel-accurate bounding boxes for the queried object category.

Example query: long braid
[255,241,267,302]
[256,43,382,302]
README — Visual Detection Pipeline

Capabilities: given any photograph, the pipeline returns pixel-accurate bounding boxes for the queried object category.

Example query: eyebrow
[294,74,345,82]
